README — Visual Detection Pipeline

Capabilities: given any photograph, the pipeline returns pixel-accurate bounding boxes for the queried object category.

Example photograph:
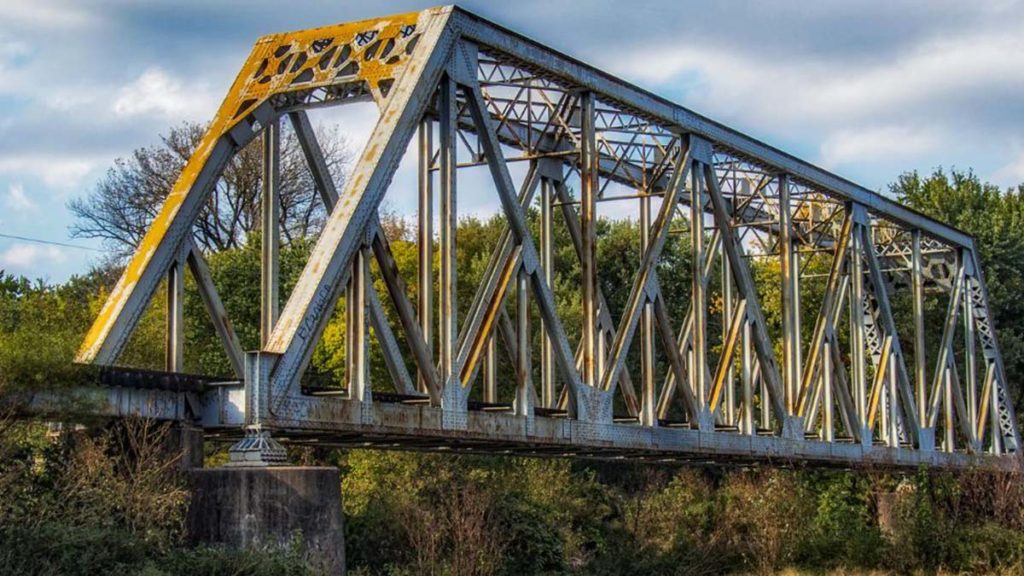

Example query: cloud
[113,67,214,121]
[0,0,95,30]
[0,243,66,270]
[992,148,1024,188]
[4,183,35,211]
[819,126,940,169]
[613,25,1024,126]
[0,34,33,95]
[0,36,30,61]
[0,155,98,189]
[604,13,1024,173]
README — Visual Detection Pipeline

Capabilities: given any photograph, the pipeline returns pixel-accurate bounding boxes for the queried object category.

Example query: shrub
[798,472,886,569]
[0,523,151,576]
[493,494,564,575]
[0,522,317,576]
[883,471,966,572]
[720,469,814,573]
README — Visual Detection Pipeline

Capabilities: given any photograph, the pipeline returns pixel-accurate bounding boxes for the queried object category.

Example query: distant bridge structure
[70,6,1021,469]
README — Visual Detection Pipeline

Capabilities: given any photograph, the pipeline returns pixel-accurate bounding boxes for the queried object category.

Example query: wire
[0,233,102,252]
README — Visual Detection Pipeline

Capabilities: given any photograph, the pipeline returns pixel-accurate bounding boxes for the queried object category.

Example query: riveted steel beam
[438,70,459,407]
[261,118,281,347]
[600,139,692,392]
[367,277,418,396]
[417,119,434,395]
[166,255,185,373]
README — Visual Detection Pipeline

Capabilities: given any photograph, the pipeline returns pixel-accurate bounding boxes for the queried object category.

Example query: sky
[2,0,1024,283]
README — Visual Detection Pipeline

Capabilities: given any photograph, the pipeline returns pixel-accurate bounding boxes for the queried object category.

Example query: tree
[69,121,351,257]
[891,168,1024,412]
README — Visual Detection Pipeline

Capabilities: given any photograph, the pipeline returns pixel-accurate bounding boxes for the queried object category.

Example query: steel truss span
[76,6,1021,470]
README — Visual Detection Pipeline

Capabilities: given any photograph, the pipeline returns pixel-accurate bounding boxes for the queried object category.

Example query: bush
[493,494,564,575]
[882,471,965,572]
[0,522,317,576]
[0,421,323,576]
[954,523,1024,573]
[719,470,814,573]
[0,523,151,576]
[797,472,886,569]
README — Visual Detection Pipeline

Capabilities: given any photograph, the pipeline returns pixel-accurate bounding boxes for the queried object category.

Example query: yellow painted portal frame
[77,8,435,363]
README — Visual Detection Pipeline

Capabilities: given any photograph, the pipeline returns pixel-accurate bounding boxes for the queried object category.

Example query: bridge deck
[27,369,1013,470]
[187,395,1010,470]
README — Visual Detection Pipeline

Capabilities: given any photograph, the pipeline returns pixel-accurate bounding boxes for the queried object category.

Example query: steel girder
[75,6,1020,469]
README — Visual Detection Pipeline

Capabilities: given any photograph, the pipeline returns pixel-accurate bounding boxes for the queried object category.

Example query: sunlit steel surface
[75,6,1020,469]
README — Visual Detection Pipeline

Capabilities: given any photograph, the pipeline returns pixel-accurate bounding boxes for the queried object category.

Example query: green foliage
[492,494,564,575]
[145,542,316,576]
[798,472,885,569]
[0,271,108,392]
[892,168,1024,412]
[0,522,153,576]
[956,523,1024,574]
[183,234,314,376]
[339,455,1024,575]
[881,470,968,572]
[10,424,1024,576]
[0,522,316,576]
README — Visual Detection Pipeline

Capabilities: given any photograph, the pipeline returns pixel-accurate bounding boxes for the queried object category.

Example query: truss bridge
[72,6,1021,469]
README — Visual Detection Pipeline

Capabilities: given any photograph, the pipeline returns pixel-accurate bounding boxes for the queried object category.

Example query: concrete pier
[188,466,345,574]
[169,424,204,470]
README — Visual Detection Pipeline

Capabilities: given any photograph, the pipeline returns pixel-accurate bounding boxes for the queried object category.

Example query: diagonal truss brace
[703,162,796,436]
[456,42,609,420]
